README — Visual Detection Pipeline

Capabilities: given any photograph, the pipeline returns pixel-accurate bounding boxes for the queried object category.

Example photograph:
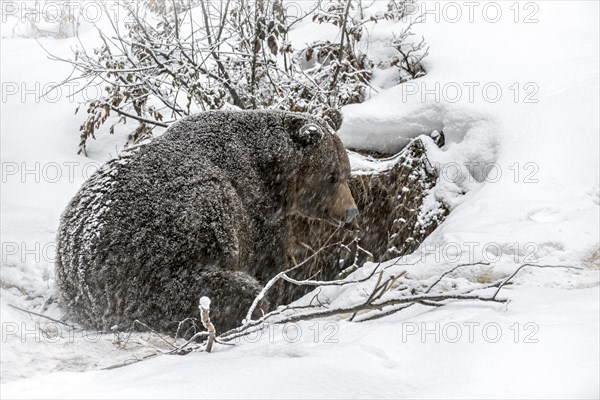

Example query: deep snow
[1,1,599,399]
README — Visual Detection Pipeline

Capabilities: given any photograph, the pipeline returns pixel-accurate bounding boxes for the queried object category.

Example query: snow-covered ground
[1,1,598,398]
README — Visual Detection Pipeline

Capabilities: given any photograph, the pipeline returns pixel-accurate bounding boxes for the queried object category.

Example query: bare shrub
[45,0,428,154]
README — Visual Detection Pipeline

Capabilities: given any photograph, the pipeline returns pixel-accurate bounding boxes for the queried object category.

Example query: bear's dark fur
[55,110,357,334]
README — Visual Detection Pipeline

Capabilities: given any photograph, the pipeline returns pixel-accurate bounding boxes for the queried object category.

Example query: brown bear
[55,110,358,335]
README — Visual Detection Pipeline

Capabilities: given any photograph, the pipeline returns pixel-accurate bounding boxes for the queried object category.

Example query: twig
[102,353,162,370]
[425,261,491,293]
[243,240,342,324]
[281,261,382,287]
[133,320,177,349]
[8,304,77,329]
[491,264,581,300]
[170,331,210,354]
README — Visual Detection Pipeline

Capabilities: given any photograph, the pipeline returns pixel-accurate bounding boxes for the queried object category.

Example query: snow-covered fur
[55,110,356,334]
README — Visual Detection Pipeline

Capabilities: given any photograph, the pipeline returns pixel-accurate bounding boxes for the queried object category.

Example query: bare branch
[8,304,77,329]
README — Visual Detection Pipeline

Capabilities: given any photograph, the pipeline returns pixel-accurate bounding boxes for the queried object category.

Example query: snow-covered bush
[48,0,428,154]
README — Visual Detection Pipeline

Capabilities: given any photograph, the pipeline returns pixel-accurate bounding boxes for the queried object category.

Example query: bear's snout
[331,181,358,223]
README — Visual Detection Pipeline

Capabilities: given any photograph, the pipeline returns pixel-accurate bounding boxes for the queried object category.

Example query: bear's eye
[328,175,338,184]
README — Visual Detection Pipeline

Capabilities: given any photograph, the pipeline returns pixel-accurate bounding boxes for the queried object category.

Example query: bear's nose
[345,208,359,222]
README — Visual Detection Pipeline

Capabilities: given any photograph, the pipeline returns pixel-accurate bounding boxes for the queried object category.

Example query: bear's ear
[291,123,324,147]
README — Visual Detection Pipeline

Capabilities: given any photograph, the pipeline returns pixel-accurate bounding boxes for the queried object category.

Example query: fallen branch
[219,262,582,342]
[98,262,585,367]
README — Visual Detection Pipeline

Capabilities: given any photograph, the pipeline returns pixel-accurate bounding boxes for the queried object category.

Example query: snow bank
[2,287,598,399]
[340,1,599,268]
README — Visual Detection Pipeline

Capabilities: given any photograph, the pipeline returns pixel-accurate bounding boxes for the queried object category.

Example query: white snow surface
[1,1,599,399]
[199,296,211,310]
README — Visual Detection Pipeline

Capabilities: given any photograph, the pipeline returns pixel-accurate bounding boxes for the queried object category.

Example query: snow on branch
[199,296,215,353]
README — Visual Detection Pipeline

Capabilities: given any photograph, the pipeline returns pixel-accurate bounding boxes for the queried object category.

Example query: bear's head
[283,112,358,224]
